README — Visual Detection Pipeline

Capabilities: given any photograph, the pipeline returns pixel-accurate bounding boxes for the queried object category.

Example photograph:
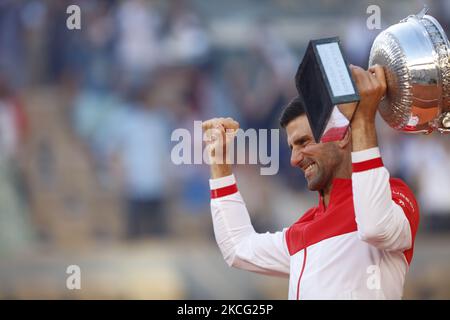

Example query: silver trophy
[369,7,450,134]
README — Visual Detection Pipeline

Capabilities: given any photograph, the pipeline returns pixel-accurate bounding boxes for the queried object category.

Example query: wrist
[351,147,383,173]
[210,164,232,179]
[351,120,378,152]
[351,114,376,128]
[209,173,237,199]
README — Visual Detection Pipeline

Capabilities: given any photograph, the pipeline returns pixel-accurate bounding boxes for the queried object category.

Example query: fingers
[222,117,240,131]
[368,64,387,94]
[350,64,372,94]
[202,117,240,132]
[201,119,216,131]
[202,118,239,165]
[350,64,386,98]
[202,117,239,154]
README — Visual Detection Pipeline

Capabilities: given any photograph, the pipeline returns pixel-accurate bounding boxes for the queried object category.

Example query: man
[106,86,170,239]
[202,65,420,299]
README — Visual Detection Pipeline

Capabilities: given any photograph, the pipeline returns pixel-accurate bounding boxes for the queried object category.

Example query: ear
[337,127,351,149]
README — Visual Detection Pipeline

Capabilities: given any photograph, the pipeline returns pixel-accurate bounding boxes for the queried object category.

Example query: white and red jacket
[209,147,420,299]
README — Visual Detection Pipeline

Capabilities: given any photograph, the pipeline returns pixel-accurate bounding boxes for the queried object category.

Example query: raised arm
[203,118,290,276]
[349,65,419,253]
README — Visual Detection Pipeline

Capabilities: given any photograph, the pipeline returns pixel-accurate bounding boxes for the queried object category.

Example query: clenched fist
[202,117,239,170]
[350,64,387,124]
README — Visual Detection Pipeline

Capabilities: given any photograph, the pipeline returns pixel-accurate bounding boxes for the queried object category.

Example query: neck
[321,153,352,208]
[321,185,332,208]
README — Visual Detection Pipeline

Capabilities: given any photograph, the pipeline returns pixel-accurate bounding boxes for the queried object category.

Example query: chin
[306,180,321,191]
[306,175,326,191]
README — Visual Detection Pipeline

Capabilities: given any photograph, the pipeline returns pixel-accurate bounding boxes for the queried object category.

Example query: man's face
[286,115,342,191]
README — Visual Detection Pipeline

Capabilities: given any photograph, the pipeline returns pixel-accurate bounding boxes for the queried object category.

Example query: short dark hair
[279,96,306,128]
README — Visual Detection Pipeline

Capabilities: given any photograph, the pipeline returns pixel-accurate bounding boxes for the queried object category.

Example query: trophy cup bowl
[369,9,450,133]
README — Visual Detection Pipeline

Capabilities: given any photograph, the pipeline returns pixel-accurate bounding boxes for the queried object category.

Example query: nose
[290,148,304,168]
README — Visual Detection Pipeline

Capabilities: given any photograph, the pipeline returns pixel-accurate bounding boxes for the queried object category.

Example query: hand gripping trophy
[295,7,450,142]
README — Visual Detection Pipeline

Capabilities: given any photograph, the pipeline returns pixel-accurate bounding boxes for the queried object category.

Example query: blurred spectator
[162,0,211,65]
[0,0,26,88]
[106,85,171,239]
[21,0,48,85]
[83,0,117,91]
[116,0,162,85]
[403,137,450,233]
[0,75,28,169]
[0,77,32,255]
[376,119,409,180]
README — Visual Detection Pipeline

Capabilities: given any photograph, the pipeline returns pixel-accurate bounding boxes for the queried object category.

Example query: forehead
[285,115,313,142]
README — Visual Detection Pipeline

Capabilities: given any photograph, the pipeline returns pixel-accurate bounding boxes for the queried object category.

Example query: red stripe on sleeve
[211,184,238,199]
[352,157,384,173]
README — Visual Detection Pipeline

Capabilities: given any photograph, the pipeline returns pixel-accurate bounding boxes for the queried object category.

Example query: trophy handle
[400,6,429,22]
[416,6,429,19]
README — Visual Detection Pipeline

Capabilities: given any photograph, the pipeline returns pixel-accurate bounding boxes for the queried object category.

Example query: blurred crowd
[1,0,450,255]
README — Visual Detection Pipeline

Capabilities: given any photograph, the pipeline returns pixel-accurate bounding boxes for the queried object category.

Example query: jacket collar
[318,178,352,212]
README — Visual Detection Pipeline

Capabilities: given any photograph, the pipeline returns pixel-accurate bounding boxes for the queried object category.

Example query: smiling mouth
[304,162,317,177]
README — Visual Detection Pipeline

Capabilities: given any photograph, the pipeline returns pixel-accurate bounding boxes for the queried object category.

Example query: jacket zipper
[296,247,308,300]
